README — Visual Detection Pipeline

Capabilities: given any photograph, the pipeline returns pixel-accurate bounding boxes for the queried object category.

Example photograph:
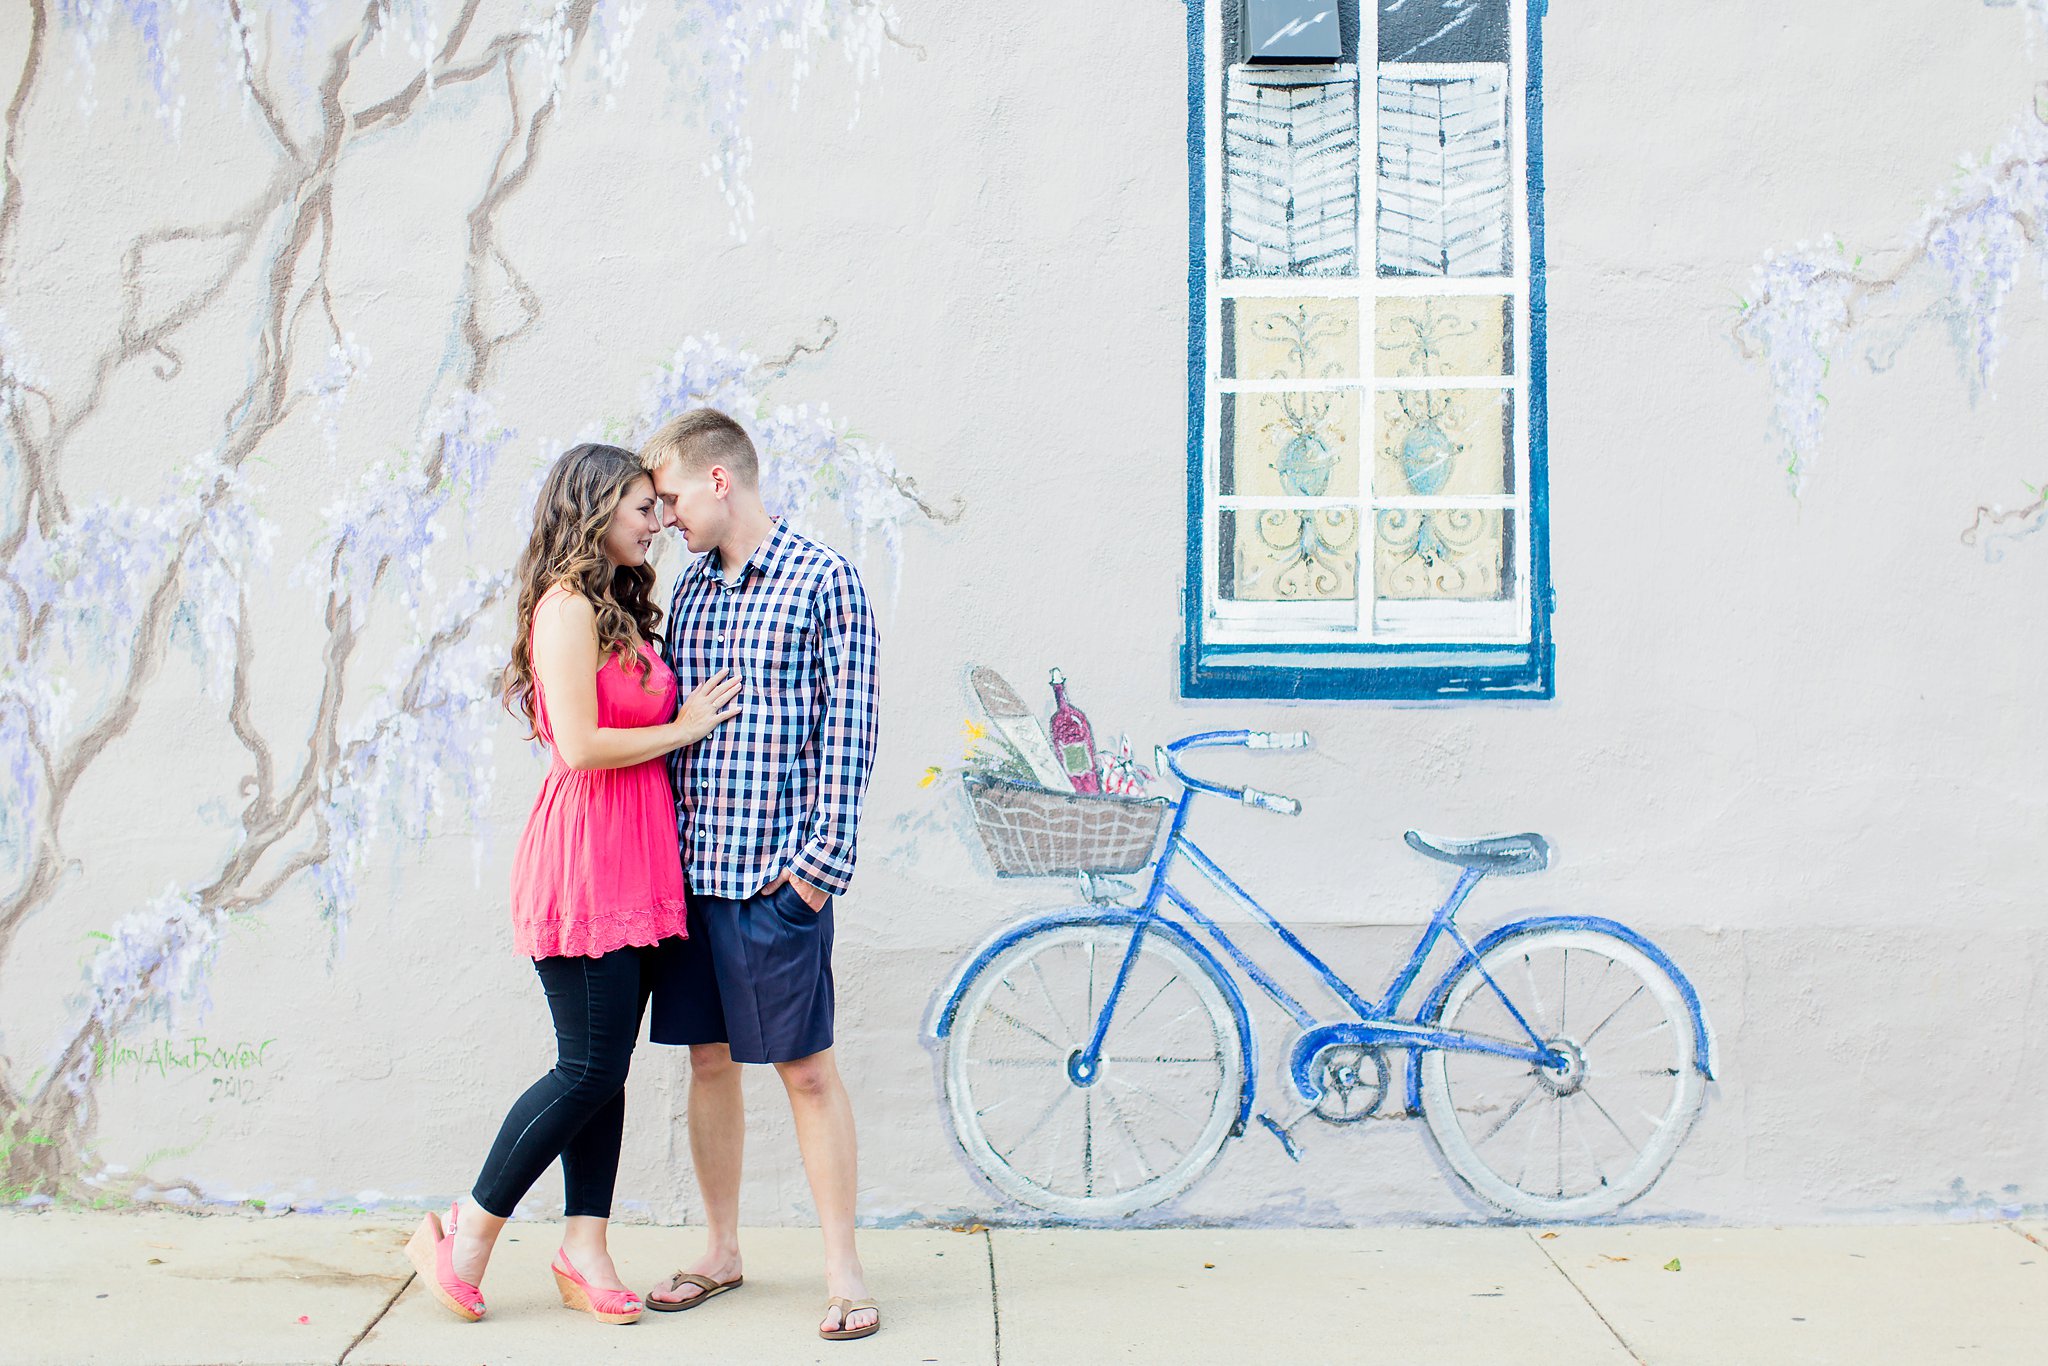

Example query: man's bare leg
[774,1047,876,1336]
[647,1043,746,1306]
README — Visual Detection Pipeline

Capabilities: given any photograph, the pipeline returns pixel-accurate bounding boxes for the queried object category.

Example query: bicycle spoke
[1563,1094,1610,1192]
[1029,958,1081,1046]
[1519,954,1553,1037]
[1474,1079,1543,1147]
[1515,1090,1544,1190]
[1559,947,1570,1034]
[1554,1096,1565,1198]
[1106,1071,1205,1136]
[1581,983,1645,1048]
[984,1006,1061,1052]
[996,1083,1076,1166]
[1613,1016,1673,1051]
[1085,938,1098,1030]
[1119,972,1182,1033]
[967,1056,1072,1069]
[1103,1055,1219,1065]
[1579,1085,1646,1162]
[1083,1089,1095,1198]
[1102,1090,1164,1181]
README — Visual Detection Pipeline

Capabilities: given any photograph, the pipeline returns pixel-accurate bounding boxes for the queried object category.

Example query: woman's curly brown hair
[503,443,664,736]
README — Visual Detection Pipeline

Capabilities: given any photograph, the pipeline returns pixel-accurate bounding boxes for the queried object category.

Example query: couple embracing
[404,409,882,1342]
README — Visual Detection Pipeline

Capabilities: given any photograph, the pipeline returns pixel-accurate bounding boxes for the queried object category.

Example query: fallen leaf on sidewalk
[1539,1232,1558,1240]
[1662,1258,1682,1272]
[949,1222,988,1234]
[1203,1262,1215,1269]
[1599,1255,1628,1263]
[146,1258,163,1265]
[296,1316,310,1325]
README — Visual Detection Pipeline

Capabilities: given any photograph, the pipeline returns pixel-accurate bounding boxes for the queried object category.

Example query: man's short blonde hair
[639,407,759,487]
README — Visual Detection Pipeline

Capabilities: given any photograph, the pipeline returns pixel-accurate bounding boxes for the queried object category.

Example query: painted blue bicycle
[930,729,1715,1221]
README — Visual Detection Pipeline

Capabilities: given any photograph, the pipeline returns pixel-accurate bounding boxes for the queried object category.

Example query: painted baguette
[969,666,1072,789]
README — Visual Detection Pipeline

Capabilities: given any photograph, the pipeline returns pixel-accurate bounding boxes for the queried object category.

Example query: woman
[406,443,742,1326]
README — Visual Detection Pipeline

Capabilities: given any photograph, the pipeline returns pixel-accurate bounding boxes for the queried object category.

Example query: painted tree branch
[2,0,922,1203]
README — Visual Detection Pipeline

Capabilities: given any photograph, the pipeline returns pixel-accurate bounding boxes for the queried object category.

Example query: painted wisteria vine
[0,0,931,1204]
[1736,4,2048,557]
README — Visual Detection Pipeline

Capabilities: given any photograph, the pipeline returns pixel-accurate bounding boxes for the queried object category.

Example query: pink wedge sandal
[553,1247,644,1325]
[404,1204,486,1322]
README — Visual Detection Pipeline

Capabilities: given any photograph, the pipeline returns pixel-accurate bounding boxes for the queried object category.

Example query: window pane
[1224,68,1361,278]
[1377,0,1509,64]
[1222,390,1362,497]
[1374,294,1509,378]
[1376,67,1509,277]
[1374,508,1513,600]
[1222,508,1362,602]
[1373,389,1510,496]
[1225,296,1361,381]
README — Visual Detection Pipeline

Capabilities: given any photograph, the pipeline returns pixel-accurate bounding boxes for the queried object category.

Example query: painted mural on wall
[0,0,933,1206]
[922,665,1716,1222]
[1738,0,2048,557]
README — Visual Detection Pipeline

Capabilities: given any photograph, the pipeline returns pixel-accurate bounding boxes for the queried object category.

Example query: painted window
[1184,0,1554,700]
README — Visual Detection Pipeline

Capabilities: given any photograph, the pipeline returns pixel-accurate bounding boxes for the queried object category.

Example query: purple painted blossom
[82,886,223,1046]
[1738,244,1856,494]
[1744,105,2048,498]
[426,391,514,497]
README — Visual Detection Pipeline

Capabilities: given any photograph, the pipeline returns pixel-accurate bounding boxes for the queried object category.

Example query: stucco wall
[2,0,2044,1227]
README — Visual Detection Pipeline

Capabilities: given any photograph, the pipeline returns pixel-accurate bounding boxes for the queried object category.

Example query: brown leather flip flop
[820,1296,881,1341]
[645,1271,744,1312]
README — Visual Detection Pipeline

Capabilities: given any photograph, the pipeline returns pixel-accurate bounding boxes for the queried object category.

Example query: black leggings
[470,945,655,1220]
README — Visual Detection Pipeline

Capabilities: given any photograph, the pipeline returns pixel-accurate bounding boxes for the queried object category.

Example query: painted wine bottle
[1047,668,1101,794]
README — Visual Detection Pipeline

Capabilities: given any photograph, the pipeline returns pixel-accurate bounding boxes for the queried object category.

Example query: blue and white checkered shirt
[662,519,879,901]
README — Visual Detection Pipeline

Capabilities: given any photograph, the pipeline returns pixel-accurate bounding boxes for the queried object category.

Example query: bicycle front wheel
[943,921,1245,1220]
[1418,926,1707,1220]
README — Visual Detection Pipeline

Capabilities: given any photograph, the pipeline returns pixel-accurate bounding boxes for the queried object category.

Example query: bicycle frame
[1071,765,1569,1116]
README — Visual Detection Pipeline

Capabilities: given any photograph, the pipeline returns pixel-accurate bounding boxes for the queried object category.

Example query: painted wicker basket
[962,773,1171,877]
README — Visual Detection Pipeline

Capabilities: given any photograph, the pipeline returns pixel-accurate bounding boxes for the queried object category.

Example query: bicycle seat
[1403,829,1550,876]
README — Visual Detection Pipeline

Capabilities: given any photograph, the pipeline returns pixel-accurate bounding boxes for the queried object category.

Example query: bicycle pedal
[1255,1114,1302,1163]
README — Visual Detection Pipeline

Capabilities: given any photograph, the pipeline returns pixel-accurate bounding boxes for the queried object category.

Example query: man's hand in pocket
[769,872,828,911]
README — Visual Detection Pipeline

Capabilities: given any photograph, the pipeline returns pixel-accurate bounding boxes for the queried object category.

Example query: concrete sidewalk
[4,1213,2045,1365]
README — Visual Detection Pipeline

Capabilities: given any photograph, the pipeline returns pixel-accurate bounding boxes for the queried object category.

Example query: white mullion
[1216,277,1370,300]
[1220,379,1366,394]
[1217,376,1517,394]
[1368,275,1520,298]
[1203,0,1224,631]
[1509,0,1533,636]
[1359,4,1381,645]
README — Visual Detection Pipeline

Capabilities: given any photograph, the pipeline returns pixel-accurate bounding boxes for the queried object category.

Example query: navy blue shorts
[649,883,835,1064]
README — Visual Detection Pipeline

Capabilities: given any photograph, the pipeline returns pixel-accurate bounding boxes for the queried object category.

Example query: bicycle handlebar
[1159,729,1313,814]
[1240,786,1302,817]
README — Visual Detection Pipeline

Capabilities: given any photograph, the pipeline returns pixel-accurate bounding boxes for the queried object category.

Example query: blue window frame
[1183,0,1554,700]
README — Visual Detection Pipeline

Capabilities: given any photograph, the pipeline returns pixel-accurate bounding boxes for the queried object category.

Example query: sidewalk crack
[1529,1232,1646,1365]
[983,1228,1003,1366]
[336,1270,412,1365]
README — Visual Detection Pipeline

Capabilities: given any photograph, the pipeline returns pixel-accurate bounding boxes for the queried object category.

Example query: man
[638,407,882,1342]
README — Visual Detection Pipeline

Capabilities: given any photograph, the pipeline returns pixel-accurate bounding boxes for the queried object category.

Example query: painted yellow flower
[918,766,942,789]
[961,718,987,742]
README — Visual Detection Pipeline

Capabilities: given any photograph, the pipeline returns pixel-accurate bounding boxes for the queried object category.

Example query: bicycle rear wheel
[1418,926,1706,1220]
[943,921,1245,1219]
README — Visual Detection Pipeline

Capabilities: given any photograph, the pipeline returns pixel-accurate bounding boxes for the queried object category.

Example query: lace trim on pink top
[516,898,692,960]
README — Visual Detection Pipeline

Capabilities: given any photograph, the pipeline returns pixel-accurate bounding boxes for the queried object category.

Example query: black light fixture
[1242,1,1342,63]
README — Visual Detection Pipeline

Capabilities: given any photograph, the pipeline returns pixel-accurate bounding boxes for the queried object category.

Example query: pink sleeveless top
[510,596,690,959]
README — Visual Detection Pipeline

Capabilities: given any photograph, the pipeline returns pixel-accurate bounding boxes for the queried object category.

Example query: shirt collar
[691,517,794,586]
